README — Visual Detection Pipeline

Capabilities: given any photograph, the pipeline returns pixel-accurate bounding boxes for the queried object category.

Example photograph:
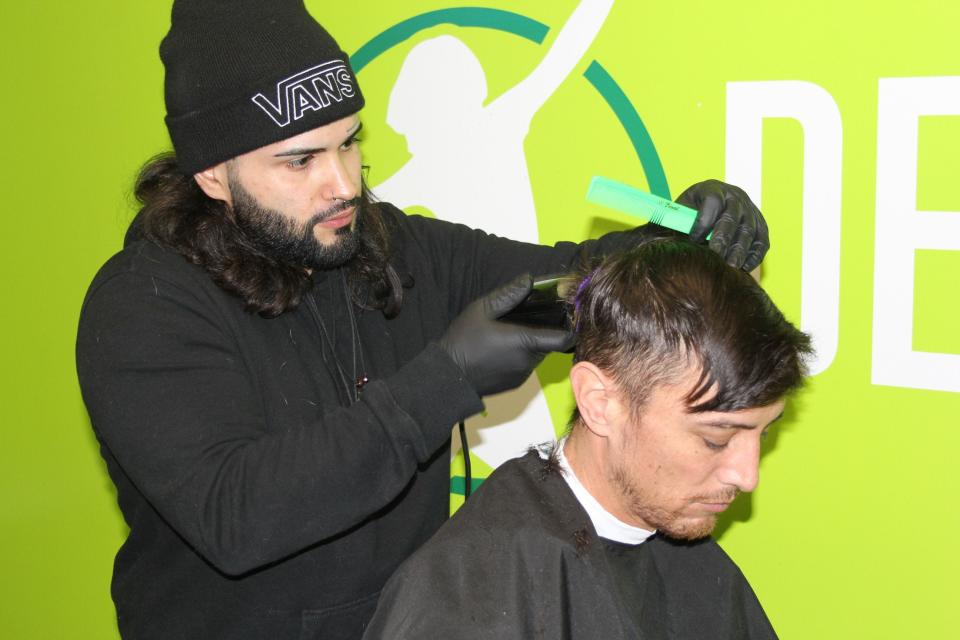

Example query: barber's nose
[718,440,761,493]
[321,154,357,202]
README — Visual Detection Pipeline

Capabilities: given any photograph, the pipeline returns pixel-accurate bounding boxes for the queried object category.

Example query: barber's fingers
[677,185,722,244]
[719,211,758,269]
[707,210,740,258]
[482,273,534,318]
[742,215,770,273]
[519,325,576,355]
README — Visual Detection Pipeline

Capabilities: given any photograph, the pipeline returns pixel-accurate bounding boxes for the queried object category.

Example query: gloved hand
[676,179,769,272]
[440,274,575,397]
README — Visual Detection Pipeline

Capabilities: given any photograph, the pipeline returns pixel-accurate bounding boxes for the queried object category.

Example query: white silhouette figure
[374,0,615,472]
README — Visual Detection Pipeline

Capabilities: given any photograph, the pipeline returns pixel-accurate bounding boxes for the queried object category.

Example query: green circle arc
[350,7,671,199]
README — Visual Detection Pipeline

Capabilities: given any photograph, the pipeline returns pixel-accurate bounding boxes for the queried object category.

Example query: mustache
[313,196,361,223]
[298,197,362,241]
[693,488,740,504]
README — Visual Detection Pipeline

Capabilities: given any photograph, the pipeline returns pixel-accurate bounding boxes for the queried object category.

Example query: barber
[76,1,768,638]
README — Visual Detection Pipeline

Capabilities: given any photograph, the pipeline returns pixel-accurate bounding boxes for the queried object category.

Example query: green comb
[586,176,710,239]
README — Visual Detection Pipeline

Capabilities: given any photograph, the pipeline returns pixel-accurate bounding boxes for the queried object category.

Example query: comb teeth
[585,176,701,236]
[648,206,664,226]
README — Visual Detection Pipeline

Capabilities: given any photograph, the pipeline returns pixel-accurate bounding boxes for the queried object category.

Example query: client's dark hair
[567,231,813,419]
[130,152,404,318]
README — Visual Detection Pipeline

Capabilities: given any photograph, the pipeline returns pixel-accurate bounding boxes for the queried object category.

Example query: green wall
[2,1,957,638]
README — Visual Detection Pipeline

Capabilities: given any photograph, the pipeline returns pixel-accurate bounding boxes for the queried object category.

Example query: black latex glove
[676,179,769,271]
[440,274,575,397]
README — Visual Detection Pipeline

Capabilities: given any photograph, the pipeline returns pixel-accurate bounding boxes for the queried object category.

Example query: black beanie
[160,0,365,175]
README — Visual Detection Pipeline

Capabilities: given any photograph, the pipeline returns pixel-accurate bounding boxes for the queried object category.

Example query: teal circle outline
[350,7,670,198]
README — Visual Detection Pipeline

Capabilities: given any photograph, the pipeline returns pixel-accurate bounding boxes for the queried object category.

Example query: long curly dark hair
[130,152,405,318]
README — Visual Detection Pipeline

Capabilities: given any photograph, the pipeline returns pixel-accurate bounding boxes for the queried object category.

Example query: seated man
[363,236,812,640]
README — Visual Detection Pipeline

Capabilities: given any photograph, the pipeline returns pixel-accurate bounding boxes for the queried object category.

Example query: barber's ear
[193,164,232,205]
[570,362,618,438]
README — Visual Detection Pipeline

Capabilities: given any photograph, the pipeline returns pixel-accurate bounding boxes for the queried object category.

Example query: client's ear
[570,362,618,438]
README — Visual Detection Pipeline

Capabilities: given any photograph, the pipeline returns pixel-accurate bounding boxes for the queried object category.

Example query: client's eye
[703,439,728,451]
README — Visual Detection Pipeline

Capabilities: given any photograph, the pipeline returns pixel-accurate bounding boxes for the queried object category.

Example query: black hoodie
[76,203,649,639]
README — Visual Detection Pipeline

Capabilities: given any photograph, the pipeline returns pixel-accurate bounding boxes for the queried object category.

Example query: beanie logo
[251,61,357,127]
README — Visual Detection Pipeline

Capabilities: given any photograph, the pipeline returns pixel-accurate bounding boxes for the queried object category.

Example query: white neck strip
[543,439,655,545]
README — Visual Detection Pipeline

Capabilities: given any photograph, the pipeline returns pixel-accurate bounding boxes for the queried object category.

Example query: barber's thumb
[482,273,534,318]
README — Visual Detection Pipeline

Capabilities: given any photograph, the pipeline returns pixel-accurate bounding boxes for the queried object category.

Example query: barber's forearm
[78,277,481,575]
[83,355,480,576]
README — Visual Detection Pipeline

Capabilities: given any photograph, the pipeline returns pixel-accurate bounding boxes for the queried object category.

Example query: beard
[228,178,362,271]
[610,464,739,541]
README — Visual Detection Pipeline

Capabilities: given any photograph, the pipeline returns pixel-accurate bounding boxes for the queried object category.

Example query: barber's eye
[287,156,312,170]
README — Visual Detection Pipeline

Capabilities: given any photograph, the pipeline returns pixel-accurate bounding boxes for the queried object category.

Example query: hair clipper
[499,276,571,330]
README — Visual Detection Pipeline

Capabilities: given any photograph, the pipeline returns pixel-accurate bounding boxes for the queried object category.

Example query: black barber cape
[364,451,778,640]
